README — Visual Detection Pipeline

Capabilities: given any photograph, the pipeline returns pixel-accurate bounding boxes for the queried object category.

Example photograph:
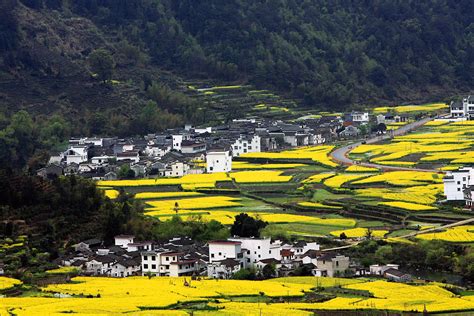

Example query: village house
[230,134,261,157]
[141,251,199,277]
[443,166,474,201]
[206,148,232,173]
[449,96,474,119]
[312,253,350,277]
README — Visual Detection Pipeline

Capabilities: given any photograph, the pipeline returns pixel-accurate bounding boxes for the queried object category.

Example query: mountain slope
[0,0,472,120]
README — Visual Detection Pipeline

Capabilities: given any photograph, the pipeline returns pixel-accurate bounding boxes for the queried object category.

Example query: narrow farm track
[330,116,443,173]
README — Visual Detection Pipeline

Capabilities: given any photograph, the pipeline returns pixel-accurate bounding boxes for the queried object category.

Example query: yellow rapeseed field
[379,201,437,211]
[2,277,474,314]
[230,170,292,183]
[45,266,79,274]
[145,196,242,211]
[323,173,370,189]
[345,165,379,172]
[150,210,354,227]
[355,184,442,205]
[0,277,21,290]
[302,172,335,183]
[330,227,388,238]
[231,161,306,169]
[241,145,337,168]
[104,189,119,199]
[352,171,442,186]
[134,191,203,199]
[97,173,231,188]
[298,202,342,209]
[416,225,474,242]
[372,102,447,114]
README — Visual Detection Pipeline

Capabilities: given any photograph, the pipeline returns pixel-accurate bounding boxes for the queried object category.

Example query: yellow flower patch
[134,192,203,199]
[330,227,388,238]
[241,145,337,168]
[104,189,119,199]
[302,172,335,183]
[379,201,436,211]
[230,170,292,183]
[416,226,474,242]
[345,165,379,172]
[97,173,231,188]
[145,196,241,211]
[298,202,342,209]
[323,173,370,189]
[0,277,22,290]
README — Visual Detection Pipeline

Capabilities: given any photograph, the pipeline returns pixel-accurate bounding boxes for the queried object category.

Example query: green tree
[230,213,267,238]
[88,49,115,83]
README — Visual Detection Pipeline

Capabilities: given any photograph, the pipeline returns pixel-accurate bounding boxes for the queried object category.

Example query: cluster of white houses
[38,111,408,180]
[51,234,411,281]
[38,117,344,179]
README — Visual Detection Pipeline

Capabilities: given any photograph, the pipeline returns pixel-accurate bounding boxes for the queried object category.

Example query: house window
[247,258,250,263]
[219,252,222,256]
[458,181,461,185]
[151,256,156,261]
[144,264,148,269]
[464,177,467,181]
[458,188,461,191]
[211,254,215,258]
[166,257,169,261]
[151,264,156,269]
[257,246,260,249]
[336,261,339,267]
[210,167,213,171]
[247,250,250,254]
[269,250,271,254]
[143,255,148,260]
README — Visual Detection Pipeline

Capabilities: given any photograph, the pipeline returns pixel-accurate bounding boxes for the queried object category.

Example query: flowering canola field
[330,227,388,238]
[378,201,437,211]
[0,277,21,290]
[145,196,242,211]
[416,225,474,242]
[240,145,337,168]
[2,277,474,315]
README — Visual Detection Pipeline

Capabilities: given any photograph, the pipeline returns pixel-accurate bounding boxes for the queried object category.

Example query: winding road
[330,116,443,173]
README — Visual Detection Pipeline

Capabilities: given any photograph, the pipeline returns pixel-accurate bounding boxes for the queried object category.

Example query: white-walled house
[369,264,399,276]
[206,149,232,173]
[181,141,206,154]
[312,253,350,277]
[141,251,199,277]
[172,133,191,151]
[115,235,135,248]
[443,167,474,200]
[350,111,369,123]
[207,258,241,279]
[449,96,473,119]
[65,145,89,165]
[116,151,140,163]
[91,156,112,165]
[208,240,242,263]
[231,134,261,157]
[164,161,190,177]
[228,238,282,268]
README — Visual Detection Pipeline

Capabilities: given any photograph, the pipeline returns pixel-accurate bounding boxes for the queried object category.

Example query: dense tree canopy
[3,0,472,111]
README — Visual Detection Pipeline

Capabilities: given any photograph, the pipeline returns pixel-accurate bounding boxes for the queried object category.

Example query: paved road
[330,116,442,173]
